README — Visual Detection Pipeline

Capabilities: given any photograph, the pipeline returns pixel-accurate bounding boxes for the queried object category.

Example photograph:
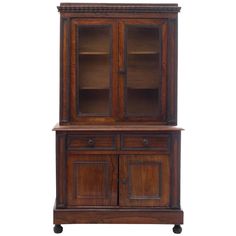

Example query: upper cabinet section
[58,3,180,125]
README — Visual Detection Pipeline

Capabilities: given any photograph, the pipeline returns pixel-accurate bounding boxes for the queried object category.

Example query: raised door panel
[69,19,118,123]
[67,154,118,207]
[118,19,169,122]
[119,155,170,207]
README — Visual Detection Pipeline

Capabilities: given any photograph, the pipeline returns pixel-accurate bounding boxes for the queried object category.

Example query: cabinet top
[57,3,181,13]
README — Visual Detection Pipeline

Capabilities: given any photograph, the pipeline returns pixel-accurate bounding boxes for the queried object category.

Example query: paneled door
[119,155,170,207]
[70,19,118,123]
[67,154,118,207]
[118,19,168,122]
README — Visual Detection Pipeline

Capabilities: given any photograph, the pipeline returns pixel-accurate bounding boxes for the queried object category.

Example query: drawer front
[121,134,170,151]
[67,134,116,150]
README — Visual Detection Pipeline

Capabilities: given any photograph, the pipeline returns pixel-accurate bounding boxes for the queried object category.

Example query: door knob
[121,178,127,185]
[119,68,126,74]
[143,138,149,147]
[88,138,95,147]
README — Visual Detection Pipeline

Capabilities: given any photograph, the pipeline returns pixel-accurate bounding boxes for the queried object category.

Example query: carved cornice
[58,3,181,13]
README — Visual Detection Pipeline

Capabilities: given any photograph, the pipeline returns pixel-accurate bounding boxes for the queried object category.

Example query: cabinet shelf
[78,26,111,53]
[79,87,109,90]
[127,86,159,90]
[127,53,160,89]
[80,51,160,55]
[78,55,110,90]
[79,52,110,55]
[128,51,159,55]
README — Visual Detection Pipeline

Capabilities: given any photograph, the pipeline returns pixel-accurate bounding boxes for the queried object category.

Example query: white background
[0,0,236,235]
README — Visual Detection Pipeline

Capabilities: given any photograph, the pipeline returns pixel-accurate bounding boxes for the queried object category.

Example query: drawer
[121,134,170,151]
[67,134,116,150]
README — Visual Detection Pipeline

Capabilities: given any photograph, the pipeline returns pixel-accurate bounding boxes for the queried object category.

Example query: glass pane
[77,26,111,115]
[126,26,161,116]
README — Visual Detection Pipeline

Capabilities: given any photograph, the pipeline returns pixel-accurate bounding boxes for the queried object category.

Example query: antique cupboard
[53,3,183,234]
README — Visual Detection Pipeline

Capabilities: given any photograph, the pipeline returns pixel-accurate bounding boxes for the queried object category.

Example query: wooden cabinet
[54,3,183,234]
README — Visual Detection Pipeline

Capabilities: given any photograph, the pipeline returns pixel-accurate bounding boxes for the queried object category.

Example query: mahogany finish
[121,134,170,151]
[67,154,118,207]
[54,208,183,224]
[67,134,117,150]
[119,155,170,207]
[59,4,179,125]
[54,3,183,234]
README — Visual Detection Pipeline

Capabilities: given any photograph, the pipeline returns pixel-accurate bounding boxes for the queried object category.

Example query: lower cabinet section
[54,129,183,230]
[67,154,118,206]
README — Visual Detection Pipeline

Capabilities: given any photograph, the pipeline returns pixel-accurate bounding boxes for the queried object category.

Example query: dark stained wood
[118,20,125,120]
[77,90,110,114]
[78,58,110,89]
[161,21,168,121]
[170,132,181,208]
[68,150,170,155]
[56,133,67,208]
[67,154,118,206]
[54,3,183,231]
[119,155,170,207]
[58,3,181,13]
[118,19,169,122]
[112,20,119,120]
[59,14,178,125]
[60,17,69,123]
[78,26,110,52]
[127,27,161,53]
[121,133,170,151]
[127,56,161,89]
[61,12,178,20]
[53,124,183,131]
[70,19,117,123]
[67,134,117,150]
[167,19,178,125]
[126,89,160,116]
[54,206,183,224]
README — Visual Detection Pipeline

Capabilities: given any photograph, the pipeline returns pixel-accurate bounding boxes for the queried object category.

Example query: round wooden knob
[88,138,95,147]
[143,138,149,147]
[119,68,126,74]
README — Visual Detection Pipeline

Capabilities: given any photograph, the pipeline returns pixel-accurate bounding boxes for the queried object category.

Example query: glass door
[77,26,111,115]
[70,19,118,122]
[119,19,168,121]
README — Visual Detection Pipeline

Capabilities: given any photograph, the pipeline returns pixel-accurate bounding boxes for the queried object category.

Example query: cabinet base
[54,207,183,225]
